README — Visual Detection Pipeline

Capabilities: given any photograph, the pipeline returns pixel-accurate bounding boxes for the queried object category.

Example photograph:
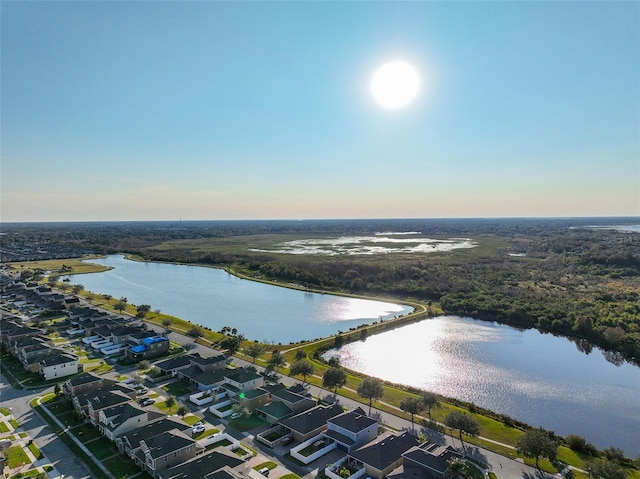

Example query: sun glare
[370,61,420,109]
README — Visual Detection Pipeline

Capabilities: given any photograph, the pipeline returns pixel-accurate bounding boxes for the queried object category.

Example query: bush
[566,434,598,455]
[602,447,625,463]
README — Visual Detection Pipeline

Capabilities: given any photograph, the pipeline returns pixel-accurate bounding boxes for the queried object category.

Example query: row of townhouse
[151,350,466,479]
[2,275,170,362]
[2,277,81,313]
[68,306,170,361]
[257,403,464,479]
[62,371,256,479]
[0,319,79,380]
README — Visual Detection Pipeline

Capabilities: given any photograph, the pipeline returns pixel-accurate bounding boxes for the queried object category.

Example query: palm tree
[444,458,471,479]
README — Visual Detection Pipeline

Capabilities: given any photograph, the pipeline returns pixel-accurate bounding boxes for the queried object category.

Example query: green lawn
[193,428,220,440]
[160,381,191,397]
[253,462,277,471]
[6,445,32,468]
[0,422,9,433]
[228,414,267,432]
[27,442,43,460]
[85,439,119,460]
[97,454,142,478]
[0,407,11,416]
[182,414,202,425]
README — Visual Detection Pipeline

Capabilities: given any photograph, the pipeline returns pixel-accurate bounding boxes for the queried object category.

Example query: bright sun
[370,61,420,109]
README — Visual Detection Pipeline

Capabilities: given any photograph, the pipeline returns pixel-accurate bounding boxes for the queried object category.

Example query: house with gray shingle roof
[387,442,463,479]
[324,407,378,452]
[157,447,247,479]
[38,352,78,380]
[99,401,163,441]
[116,416,191,457]
[134,428,203,478]
[63,372,113,398]
[279,403,343,442]
[347,432,420,479]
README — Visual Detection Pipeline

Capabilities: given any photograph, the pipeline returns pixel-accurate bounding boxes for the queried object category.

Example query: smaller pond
[324,315,640,455]
[64,255,414,343]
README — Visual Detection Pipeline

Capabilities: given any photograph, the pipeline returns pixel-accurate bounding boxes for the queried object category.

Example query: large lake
[65,255,413,344]
[65,255,639,455]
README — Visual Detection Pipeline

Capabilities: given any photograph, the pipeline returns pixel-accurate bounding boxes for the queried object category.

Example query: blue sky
[2,1,638,222]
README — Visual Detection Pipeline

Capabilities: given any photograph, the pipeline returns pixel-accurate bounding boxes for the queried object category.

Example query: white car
[230,412,243,420]
[192,424,206,434]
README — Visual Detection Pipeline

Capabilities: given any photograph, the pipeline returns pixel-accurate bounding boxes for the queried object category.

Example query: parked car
[230,412,243,420]
[258,468,270,476]
[135,387,149,395]
[192,421,203,428]
[140,398,155,407]
[192,424,206,434]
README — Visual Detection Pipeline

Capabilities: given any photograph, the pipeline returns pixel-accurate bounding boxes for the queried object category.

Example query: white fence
[290,434,337,465]
[209,399,234,418]
[325,457,367,479]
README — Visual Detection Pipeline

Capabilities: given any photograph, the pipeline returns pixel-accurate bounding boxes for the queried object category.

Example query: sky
[1,1,639,222]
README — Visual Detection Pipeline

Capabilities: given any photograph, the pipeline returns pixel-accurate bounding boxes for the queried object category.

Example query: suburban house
[253,383,316,422]
[98,401,163,440]
[346,432,421,479]
[86,390,138,426]
[278,403,343,442]
[156,448,247,479]
[63,295,81,309]
[134,428,203,478]
[153,355,193,378]
[126,336,170,361]
[73,384,137,421]
[223,369,264,392]
[10,335,51,358]
[324,407,379,452]
[38,352,79,380]
[177,353,231,391]
[116,416,192,457]
[63,372,113,398]
[389,442,464,479]
[0,322,40,346]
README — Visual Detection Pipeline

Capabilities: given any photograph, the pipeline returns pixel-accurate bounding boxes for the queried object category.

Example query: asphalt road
[0,373,94,479]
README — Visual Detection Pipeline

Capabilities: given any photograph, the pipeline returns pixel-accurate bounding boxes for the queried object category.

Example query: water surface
[325,316,640,455]
[66,255,413,344]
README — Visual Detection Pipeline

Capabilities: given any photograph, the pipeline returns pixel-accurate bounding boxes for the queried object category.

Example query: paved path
[0,372,93,479]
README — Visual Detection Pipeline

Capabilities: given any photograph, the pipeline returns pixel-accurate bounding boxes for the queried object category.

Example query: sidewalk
[34,396,116,479]
[0,408,54,478]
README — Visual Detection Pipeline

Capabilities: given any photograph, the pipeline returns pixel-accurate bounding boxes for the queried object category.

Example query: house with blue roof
[126,336,170,361]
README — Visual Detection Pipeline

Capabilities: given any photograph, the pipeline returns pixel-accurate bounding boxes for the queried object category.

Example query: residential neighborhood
[0,269,576,479]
